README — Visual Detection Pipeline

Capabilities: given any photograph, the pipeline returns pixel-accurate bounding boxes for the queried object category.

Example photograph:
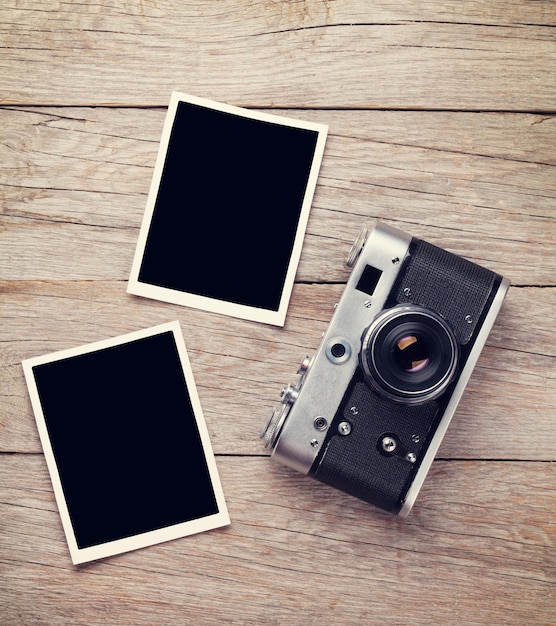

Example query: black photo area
[32,331,218,549]
[138,101,320,311]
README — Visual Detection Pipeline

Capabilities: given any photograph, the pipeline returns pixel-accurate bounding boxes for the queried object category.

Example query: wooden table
[1,2,554,624]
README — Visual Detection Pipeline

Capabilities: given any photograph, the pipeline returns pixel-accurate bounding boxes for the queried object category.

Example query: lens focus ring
[361,305,459,405]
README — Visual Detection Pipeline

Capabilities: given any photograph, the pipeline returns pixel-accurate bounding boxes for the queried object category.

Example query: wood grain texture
[1,281,554,461]
[1,455,554,625]
[0,1,554,624]
[2,107,554,283]
[0,1,555,109]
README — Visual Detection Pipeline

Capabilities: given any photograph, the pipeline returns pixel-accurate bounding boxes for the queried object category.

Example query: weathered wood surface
[1,1,555,110]
[1,455,554,625]
[1,1,555,624]
[1,281,555,462]
[2,107,554,283]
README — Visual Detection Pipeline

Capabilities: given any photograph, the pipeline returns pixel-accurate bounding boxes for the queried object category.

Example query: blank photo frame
[22,322,229,564]
[128,92,328,326]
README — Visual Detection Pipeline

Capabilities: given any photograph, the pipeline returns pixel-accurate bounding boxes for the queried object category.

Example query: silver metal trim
[271,222,412,475]
[325,337,352,364]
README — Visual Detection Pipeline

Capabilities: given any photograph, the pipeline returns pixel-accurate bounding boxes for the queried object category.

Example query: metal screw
[310,439,319,448]
[350,406,359,416]
[411,434,421,443]
[465,314,473,324]
[392,257,400,265]
[338,422,352,436]
[313,416,328,431]
[381,436,397,453]
[405,452,417,464]
[364,300,372,308]
[403,287,411,297]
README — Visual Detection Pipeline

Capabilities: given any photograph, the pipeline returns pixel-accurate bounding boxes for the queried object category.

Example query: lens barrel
[361,305,459,404]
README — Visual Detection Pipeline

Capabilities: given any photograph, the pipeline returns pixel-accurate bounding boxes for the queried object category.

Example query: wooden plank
[1,107,554,284]
[0,2,554,109]
[0,454,553,625]
[1,281,554,460]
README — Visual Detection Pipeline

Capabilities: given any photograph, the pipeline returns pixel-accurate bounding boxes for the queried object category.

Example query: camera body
[261,222,509,516]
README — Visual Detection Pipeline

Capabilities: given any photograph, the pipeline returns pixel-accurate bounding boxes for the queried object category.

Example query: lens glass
[394,335,429,372]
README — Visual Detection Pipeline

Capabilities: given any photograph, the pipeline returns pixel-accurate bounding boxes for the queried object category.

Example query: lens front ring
[361,305,459,405]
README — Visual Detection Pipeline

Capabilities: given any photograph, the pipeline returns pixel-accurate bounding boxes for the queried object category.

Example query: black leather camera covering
[312,380,439,512]
[395,239,496,344]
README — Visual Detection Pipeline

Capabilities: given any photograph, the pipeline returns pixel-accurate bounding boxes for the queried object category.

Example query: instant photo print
[22,322,229,564]
[128,92,328,326]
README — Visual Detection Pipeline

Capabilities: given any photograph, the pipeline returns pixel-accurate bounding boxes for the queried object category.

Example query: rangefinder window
[356,264,383,296]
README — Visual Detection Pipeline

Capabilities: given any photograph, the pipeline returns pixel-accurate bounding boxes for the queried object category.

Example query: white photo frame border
[22,321,230,565]
[127,91,328,326]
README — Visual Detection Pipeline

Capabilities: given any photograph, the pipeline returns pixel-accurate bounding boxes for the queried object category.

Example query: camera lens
[361,305,459,404]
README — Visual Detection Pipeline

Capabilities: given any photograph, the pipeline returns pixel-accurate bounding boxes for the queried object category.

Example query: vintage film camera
[261,222,510,516]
